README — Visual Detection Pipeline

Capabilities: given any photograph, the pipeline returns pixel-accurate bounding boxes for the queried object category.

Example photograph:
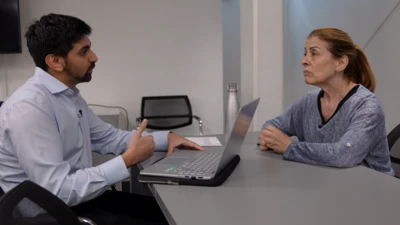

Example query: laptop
[139,98,260,180]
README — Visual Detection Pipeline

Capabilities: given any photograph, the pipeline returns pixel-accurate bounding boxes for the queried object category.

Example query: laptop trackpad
[170,150,204,158]
[158,157,188,166]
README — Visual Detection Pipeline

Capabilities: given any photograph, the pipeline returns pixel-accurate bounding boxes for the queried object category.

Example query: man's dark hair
[25,13,92,71]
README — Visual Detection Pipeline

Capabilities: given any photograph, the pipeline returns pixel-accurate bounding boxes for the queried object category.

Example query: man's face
[64,36,98,83]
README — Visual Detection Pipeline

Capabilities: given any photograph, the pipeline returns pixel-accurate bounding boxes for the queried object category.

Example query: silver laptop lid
[214,98,260,174]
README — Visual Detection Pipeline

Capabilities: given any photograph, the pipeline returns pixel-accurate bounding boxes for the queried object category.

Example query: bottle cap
[227,83,239,92]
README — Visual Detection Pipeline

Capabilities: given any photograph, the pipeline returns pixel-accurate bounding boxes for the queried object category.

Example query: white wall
[366,1,400,132]
[257,0,284,127]
[223,0,241,133]
[284,0,400,132]
[241,0,284,131]
[0,0,223,135]
[283,0,314,107]
[0,56,7,99]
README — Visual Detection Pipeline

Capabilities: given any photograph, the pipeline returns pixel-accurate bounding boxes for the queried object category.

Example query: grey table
[138,132,400,225]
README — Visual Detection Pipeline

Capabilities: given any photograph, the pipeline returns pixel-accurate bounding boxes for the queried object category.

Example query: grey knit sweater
[262,85,394,176]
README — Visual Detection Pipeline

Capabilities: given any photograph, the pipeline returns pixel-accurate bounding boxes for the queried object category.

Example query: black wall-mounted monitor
[0,0,22,54]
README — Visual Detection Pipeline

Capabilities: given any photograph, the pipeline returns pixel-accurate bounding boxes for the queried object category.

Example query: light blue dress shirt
[0,67,170,217]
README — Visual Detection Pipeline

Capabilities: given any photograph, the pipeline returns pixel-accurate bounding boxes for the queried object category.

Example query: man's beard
[65,62,95,83]
[81,70,92,82]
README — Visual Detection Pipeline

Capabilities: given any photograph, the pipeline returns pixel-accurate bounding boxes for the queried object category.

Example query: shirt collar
[34,67,70,94]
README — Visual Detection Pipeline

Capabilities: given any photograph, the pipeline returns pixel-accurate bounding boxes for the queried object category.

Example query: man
[0,13,204,224]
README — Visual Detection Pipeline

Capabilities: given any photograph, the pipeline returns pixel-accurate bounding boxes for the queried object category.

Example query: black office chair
[388,123,400,165]
[136,95,203,135]
[0,181,96,225]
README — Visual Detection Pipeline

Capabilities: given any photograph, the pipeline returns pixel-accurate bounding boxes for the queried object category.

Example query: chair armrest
[388,124,400,151]
[193,115,203,136]
[111,185,117,191]
[391,155,400,165]
[78,217,97,225]
[136,117,142,129]
[193,115,201,121]
[8,216,96,225]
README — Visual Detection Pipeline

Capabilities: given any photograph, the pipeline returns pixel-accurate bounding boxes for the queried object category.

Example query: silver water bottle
[225,83,240,137]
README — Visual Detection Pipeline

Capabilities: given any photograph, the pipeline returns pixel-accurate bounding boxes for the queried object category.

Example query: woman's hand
[259,126,292,154]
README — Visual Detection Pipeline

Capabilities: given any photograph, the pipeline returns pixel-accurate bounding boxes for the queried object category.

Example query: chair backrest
[0,181,81,225]
[388,124,400,151]
[388,124,400,168]
[141,95,193,130]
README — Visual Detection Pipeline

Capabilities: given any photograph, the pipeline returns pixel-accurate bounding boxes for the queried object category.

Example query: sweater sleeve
[261,94,308,137]
[283,103,388,168]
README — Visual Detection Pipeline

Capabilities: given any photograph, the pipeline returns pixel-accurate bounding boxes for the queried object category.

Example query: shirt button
[346,142,351,147]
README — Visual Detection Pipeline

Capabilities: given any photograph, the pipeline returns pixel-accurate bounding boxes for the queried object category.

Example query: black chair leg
[111,185,117,191]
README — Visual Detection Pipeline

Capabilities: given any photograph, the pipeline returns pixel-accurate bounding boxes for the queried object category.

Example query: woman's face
[301,36,340,86]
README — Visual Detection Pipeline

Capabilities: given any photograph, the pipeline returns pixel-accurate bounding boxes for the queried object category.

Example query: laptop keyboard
[175,152,222,176]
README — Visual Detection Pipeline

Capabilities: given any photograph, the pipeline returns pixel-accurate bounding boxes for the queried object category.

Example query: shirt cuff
[141,131,170,151]
[151,131,170,151]
[99,156,130,185]
[283,140,297,159]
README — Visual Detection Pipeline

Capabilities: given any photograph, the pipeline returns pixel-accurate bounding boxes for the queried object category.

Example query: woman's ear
[336,55,349,73]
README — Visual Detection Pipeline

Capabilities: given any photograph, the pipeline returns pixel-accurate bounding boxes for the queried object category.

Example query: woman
[259,28,394,176]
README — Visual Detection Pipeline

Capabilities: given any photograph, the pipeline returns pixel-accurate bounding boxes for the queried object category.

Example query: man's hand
[259,126,292,154]
[167,133,205,156]
[122,119,155,167]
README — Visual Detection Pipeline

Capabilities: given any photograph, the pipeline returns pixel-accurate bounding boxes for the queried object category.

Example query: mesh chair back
[0,181,81,225]
[141,96,193,130]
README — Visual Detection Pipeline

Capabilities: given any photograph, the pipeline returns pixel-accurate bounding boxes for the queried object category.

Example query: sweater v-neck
[317,85,360,126]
